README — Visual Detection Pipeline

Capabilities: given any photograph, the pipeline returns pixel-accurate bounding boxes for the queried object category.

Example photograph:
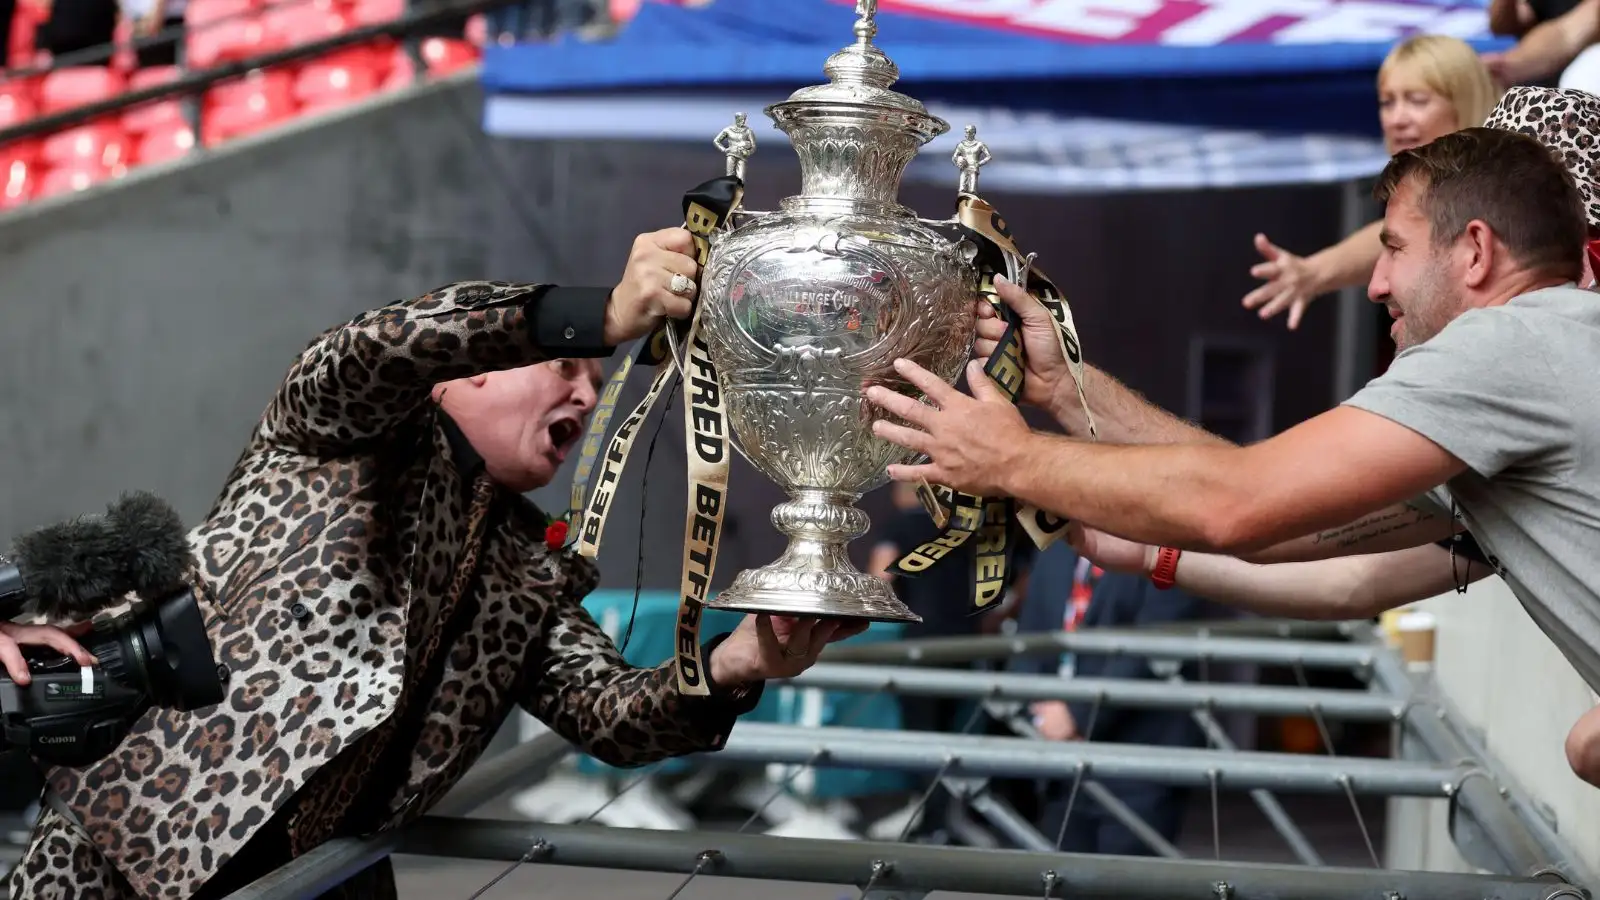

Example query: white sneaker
[866,798,923,841]
[763,809,859,841]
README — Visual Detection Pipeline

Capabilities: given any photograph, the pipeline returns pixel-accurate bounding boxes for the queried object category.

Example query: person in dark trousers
[1010,541,1207,855]
[867,482,1023,842]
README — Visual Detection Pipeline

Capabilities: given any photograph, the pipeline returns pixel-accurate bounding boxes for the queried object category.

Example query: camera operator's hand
[0,622,95,686]
[603,228,701,347]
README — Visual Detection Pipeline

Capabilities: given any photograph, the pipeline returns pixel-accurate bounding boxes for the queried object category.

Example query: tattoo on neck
[1311,503,1437,550]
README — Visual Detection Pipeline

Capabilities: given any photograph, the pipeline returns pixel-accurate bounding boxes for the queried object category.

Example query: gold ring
[784,644,809,659]
[669,273,695,297]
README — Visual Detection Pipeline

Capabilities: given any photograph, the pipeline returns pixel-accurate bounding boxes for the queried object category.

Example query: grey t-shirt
[1343,285,1600,693]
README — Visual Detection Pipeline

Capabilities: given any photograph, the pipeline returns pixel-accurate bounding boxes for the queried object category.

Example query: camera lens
[138,590,226,711]
[68,590,225,713]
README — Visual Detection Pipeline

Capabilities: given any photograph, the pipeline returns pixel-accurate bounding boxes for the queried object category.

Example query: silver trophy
[696,0,983,623]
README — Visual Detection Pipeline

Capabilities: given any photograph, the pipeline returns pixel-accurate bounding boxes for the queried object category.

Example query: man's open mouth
[548,418,582,452]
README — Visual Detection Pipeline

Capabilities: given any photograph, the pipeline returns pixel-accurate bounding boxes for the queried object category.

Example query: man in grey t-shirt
[1343,284,1600,694]
[865,125,1600,787]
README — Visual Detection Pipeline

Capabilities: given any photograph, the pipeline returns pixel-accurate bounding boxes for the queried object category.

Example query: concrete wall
[1384,579,1600,877]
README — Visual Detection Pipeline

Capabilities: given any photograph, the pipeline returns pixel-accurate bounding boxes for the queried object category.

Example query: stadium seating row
[0,0,483,209]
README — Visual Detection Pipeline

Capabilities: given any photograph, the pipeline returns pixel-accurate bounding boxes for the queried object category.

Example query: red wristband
[1150,547,1181,590]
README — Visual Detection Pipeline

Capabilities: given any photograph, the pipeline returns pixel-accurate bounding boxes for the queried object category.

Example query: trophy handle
[917,220,980,268]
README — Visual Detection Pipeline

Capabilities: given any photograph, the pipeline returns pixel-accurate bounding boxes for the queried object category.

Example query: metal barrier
[220,620,1594,900]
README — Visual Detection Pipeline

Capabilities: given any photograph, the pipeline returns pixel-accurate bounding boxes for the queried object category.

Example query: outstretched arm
[869,362,1468,559]
[1072,526,1485,620]
[519,594,763,768]
[968,274,1474,559]
[1053,363,1230,447]
[257,230,697,454]
[1483,0,1600,85]
[1242,223,1382,331]
[1489,0,1539,35]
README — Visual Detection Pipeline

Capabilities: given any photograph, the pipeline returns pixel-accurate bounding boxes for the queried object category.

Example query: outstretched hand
[709,614,870,685]
[1242,233,1319,331]
[865,357,1033,497]
[973,275,1071,412]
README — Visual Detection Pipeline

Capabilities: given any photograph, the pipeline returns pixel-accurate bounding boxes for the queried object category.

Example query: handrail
[0,0,495,147]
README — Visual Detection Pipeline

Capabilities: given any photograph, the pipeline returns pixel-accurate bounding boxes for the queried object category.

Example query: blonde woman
[1243,35,1501,329]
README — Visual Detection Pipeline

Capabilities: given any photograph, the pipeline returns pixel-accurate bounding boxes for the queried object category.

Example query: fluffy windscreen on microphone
[104,491,195,597]
[10,492,195,622]
[11,514,124,621]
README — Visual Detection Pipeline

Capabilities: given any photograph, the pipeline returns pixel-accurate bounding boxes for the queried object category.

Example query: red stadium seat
[209,68,295,110]
[380,46,415,91]
[0,89,37,129]
[40,121,131,169]
[418,37,478,76]
[39,67,127,114]
[136,122,196,165]
[0,160,37,209]
[350,0,401,27]
[0,139,39,166]
[261,2,353,47]
[185,0,255,26]
[186,3,283,69]
[122,67,186,134]
[35,162,119,199]
[294,52,379,112]
[205,69,297,142]
[0,140,39,209]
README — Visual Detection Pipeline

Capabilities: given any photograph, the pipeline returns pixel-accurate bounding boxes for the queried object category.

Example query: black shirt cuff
[526,286,614,358]
[697,631,766,717]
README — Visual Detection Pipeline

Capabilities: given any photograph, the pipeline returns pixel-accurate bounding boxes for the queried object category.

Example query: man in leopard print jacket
[6,228,865,900]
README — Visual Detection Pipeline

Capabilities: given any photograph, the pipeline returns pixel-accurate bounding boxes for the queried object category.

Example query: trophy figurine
[714,112,757,181]
[695,0,982,622]
[952,125,991,197]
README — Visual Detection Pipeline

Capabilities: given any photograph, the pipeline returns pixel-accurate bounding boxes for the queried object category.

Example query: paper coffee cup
[1396,609,1437,668]
[1379,607,1408,645]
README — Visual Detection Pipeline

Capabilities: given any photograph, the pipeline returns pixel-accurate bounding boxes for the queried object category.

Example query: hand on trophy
[866,357,1033,497]
[974,275,1074,415]
[603,228,702,346]
[709,614,871,685]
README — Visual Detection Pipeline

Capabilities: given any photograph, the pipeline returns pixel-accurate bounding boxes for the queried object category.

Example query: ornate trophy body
[697,1,980,623]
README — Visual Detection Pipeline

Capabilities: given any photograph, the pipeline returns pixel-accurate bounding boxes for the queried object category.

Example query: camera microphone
[0,492,194,623]
[0,491,222,768]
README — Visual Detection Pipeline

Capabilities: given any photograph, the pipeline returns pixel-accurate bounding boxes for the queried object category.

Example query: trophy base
[708,568,920,624]
[703,489,923,625]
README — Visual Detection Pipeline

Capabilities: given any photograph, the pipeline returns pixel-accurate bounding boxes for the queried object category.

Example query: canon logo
[37,735,75,745]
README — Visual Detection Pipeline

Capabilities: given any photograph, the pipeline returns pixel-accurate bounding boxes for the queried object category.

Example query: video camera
[0,493,226,768]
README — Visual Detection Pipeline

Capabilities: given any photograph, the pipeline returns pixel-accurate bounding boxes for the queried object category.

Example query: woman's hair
[1379,34,1501,130]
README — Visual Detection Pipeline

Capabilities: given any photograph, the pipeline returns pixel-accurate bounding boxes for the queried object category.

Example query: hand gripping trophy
[569,0,1097,693]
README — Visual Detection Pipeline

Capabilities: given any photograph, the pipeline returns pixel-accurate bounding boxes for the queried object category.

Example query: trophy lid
[777,0,935,117]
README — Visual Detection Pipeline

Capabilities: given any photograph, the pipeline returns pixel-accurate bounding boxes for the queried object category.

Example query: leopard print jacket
[41,282,759,900]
